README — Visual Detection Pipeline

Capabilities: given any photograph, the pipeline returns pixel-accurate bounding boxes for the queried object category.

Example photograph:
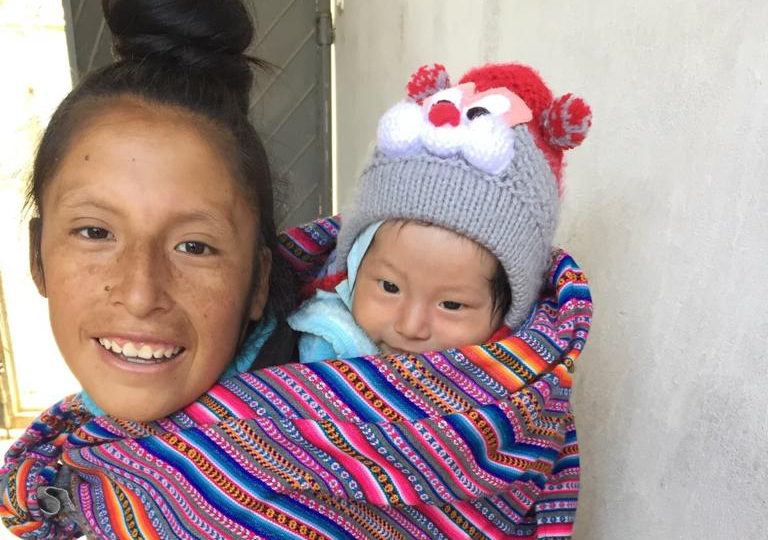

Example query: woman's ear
[248,246,272,320]
[28,217,46,297]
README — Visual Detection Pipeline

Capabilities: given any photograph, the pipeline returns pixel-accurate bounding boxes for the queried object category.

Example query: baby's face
[35,100,268,421]
[351,221,501,355]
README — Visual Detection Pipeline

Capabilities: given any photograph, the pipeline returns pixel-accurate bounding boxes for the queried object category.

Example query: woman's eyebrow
[170,210,235,234]
[58,196,119,214]
[58,195,234,234]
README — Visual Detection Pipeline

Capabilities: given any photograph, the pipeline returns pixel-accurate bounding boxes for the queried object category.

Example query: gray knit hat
[334,62,591,329]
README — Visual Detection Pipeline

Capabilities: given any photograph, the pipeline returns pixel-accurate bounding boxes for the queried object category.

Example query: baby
[289,62,591,361]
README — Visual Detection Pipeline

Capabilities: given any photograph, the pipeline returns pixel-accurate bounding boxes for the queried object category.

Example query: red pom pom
[407,64,450,103]
[541,94,592,149]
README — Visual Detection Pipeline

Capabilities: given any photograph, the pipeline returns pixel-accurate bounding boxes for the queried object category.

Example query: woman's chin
[86,394,176,422]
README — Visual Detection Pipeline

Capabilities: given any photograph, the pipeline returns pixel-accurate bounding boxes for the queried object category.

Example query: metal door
[62,0,333,229]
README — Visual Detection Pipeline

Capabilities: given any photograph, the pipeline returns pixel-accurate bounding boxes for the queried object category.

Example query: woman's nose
[107,241,171,317]
[393,302,430,341]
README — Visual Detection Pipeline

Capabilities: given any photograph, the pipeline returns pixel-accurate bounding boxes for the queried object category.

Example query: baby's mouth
[96,337,184,364]
[380,343,409,355]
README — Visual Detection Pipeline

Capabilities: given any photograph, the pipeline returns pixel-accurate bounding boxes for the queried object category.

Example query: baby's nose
[428,101,461,127]
[394,303,431,341]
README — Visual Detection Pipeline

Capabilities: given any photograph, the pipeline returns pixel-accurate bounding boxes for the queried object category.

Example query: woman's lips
[95,336,184,365]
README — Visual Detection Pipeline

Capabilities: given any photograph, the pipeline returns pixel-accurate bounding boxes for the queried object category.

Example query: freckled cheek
[47,253,108,302]
[174,269,250,338]
[42,257,107,355]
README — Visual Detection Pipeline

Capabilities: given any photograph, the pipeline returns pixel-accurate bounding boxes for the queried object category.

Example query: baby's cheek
[351,291,380,340]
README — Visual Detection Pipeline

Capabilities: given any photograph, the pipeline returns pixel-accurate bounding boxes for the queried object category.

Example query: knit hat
[334,62,591,329]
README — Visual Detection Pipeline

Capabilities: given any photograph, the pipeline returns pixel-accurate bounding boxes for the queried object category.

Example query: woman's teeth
[97,338,182,362]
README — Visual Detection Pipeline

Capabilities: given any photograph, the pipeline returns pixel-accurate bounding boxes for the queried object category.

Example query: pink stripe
[537,523,573,537]
[207,384,255,419]
[330,419,423,504]
[183,401,219,425]
[294,418,389,504]
[451,498,509,539]
[237,372,306,420]
[427,351,495,405]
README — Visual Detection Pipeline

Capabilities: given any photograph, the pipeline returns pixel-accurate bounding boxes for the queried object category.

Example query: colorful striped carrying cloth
[0,217,591,539]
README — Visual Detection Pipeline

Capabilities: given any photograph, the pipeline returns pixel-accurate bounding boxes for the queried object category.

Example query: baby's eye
[378,280,400,294]
[440,300,464,311]
[75,226,112,240]
[175,241,213,256]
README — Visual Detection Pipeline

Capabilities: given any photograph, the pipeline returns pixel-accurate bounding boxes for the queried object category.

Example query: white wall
[333,1,768,538]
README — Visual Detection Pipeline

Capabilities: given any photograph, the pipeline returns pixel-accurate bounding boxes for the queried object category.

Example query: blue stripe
[557,279,592,302]
[445,407,555,485]
[553,454,580,473]
[139,433,351,539]
[346,357,427,420]
[241,372,305,418]
[310,361,386,423]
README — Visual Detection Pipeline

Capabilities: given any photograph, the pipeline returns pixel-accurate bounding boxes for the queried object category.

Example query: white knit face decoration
[377,82,533,175]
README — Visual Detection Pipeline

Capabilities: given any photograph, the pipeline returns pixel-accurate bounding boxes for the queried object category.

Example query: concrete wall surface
[333,1,768,538]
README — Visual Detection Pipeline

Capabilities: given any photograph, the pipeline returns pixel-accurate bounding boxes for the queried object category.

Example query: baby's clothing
[286,289,377,362]
[287,222,381,362]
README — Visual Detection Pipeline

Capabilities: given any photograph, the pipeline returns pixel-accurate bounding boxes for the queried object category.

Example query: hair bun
[102,0,257,95]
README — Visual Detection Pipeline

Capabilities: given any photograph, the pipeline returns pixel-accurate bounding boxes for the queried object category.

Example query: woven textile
[1,217,591,539]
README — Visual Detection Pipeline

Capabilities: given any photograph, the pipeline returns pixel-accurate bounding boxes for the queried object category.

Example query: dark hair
[490,262,511,322]
[27,0,295,318]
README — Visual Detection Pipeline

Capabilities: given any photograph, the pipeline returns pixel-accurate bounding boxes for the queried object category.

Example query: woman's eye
[440,300,464,311]
[378,280,400,294]
[75,226,112,240]
[176,241,213,256]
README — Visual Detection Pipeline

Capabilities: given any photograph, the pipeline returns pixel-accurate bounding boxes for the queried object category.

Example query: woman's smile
[95,337,184,363]
[92,335,189,378]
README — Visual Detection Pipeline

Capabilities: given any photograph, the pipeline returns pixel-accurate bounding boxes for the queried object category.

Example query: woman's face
[35,99,269,421]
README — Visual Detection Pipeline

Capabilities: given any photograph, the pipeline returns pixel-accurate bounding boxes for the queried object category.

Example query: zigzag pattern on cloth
[0,216,591,540]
